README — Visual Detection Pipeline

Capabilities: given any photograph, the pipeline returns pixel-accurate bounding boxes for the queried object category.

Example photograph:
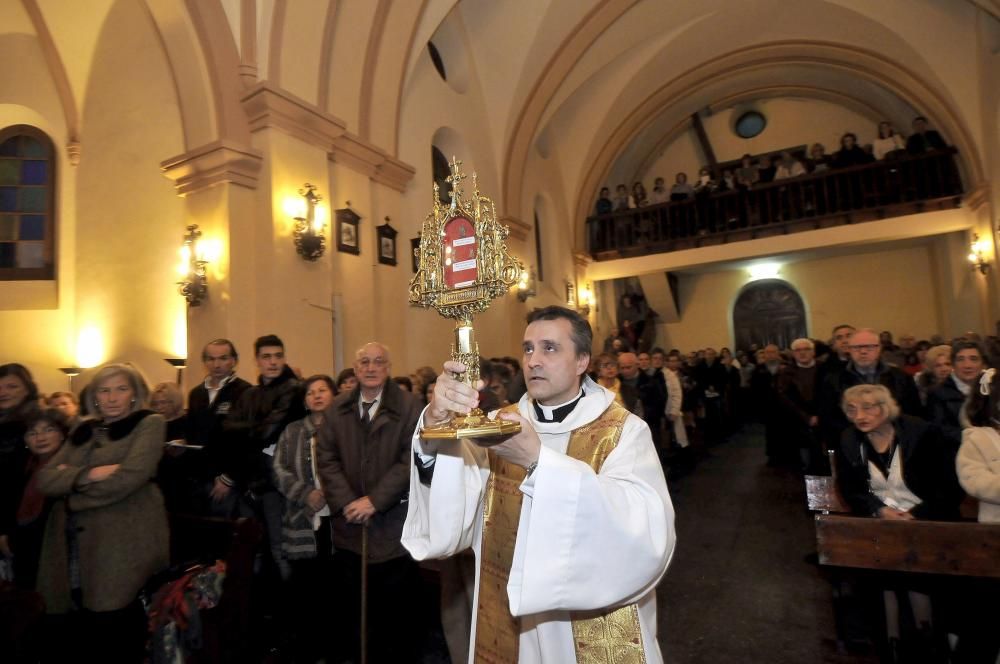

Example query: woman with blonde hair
[915,344,953,405]
[150,381,196,513]
[836,384,963,661]
[37,363,168,661]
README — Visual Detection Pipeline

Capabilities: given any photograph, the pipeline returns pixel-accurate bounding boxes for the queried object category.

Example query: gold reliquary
[409,157,522,440]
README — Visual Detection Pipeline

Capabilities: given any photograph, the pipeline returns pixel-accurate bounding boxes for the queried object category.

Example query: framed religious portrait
[336,208,360,255]
[410,236,421,273]
[376,219,398,266]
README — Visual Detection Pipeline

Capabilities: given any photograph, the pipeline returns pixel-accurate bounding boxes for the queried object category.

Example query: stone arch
[731,279,807,351]
[142,0,249,149]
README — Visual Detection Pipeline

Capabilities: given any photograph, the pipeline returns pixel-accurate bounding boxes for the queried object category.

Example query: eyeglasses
[845,402,883,417]
[357,357,388,368]
[848,344,879,352]
[26,426,59,438]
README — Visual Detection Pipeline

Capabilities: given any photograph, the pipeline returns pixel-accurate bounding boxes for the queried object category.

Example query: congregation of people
[2,289,999,662]
[0,308,673,664]
[597,295,1000,662]
[594,116,948,214]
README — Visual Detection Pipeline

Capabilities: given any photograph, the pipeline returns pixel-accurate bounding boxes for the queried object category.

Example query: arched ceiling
[8,0,994,220]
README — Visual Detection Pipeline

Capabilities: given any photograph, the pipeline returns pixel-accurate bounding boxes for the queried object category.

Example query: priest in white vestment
[403,306,676,663]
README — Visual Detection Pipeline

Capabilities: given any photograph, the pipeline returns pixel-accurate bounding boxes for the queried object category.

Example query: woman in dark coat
[0,364,40,566]
[836,383,963,662]
[9,409,69,591]
[37,363,168,662]
[273,374,337,663]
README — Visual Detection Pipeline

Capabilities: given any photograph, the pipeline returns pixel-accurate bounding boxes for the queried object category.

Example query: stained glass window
[0,126,55,279]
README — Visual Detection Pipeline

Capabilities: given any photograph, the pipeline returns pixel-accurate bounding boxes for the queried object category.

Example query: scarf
[16,455,46,526]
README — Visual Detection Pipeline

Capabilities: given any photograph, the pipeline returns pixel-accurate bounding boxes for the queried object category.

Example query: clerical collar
[532,388,585,423]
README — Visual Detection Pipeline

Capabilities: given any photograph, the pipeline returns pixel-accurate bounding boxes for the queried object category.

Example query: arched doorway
[732,280,807,350]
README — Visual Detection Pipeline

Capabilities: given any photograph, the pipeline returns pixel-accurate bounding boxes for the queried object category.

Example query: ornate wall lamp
[577,282,596,316]
[292,183,326,261]
[517,266,537,302]
[968,233,990,274]
[177,224,208,306]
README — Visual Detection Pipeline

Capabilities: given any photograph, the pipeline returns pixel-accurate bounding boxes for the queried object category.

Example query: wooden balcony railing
[586,148,964,260]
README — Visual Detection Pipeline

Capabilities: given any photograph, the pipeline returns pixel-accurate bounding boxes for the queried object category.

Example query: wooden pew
[814,514,1000,578]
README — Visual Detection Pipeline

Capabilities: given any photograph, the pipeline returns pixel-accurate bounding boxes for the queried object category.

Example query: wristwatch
[525,460,539,477]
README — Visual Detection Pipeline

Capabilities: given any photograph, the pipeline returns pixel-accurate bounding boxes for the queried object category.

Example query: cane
[360,520,368,664]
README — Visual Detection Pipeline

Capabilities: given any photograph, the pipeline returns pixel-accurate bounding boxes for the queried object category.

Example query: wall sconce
[577,282,596,316]
[968,233,990,274]
[292,183,326,261]
[517,266,537,302]
[177,224,208,306]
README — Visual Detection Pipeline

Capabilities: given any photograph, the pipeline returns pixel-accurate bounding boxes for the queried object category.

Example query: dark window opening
[534,210,544,283]
[428,42,447,82]
[431,146,451,204]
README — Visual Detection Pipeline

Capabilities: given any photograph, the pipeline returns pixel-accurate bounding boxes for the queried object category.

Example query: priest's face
[522,318,590,406]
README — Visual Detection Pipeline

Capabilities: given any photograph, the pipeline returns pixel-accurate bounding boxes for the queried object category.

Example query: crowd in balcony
[592,115,951,218]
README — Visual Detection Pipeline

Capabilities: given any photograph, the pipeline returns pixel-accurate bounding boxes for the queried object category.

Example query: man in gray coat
[316,341,423,663]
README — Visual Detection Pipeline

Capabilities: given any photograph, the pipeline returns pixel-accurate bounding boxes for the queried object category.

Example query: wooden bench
[814,514,1000,578]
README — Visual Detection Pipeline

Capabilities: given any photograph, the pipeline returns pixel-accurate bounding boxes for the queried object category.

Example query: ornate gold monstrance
[409,157,523,439]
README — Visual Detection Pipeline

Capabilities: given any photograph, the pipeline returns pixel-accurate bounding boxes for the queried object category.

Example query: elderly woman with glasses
[837,384,962,520]
[7,409,69,591]
[836,384,964,660]
[36,363,168,661]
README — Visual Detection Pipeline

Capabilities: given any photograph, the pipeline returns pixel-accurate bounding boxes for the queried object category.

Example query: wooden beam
[690,112,718,175]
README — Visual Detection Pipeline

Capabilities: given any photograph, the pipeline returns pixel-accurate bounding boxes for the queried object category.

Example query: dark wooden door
[732,280,807,350]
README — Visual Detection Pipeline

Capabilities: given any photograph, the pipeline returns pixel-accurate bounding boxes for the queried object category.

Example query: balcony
[586,149,964,260]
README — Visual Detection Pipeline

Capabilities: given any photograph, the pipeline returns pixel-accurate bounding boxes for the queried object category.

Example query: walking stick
[360,520,368,664]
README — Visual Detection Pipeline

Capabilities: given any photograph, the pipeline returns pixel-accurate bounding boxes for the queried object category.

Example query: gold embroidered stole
[473,401,647,664]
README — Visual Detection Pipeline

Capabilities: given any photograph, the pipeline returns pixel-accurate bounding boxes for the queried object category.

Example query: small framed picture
[336,208,360,255]
[376,219,398,266]
[410,236,421,273]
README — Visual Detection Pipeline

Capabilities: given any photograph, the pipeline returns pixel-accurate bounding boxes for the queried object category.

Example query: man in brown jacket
[316,341,423,663]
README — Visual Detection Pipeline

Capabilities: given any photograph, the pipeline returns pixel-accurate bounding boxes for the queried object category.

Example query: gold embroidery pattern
[571,603,647,664]
[473,402,647,664]
[474,405,524,664]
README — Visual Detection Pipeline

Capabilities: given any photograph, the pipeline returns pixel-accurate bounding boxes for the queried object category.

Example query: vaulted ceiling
[3,0,996,242]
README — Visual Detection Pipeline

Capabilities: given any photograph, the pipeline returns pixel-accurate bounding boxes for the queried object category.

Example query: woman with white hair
[36,363,168,661]
[836,384,963,661]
